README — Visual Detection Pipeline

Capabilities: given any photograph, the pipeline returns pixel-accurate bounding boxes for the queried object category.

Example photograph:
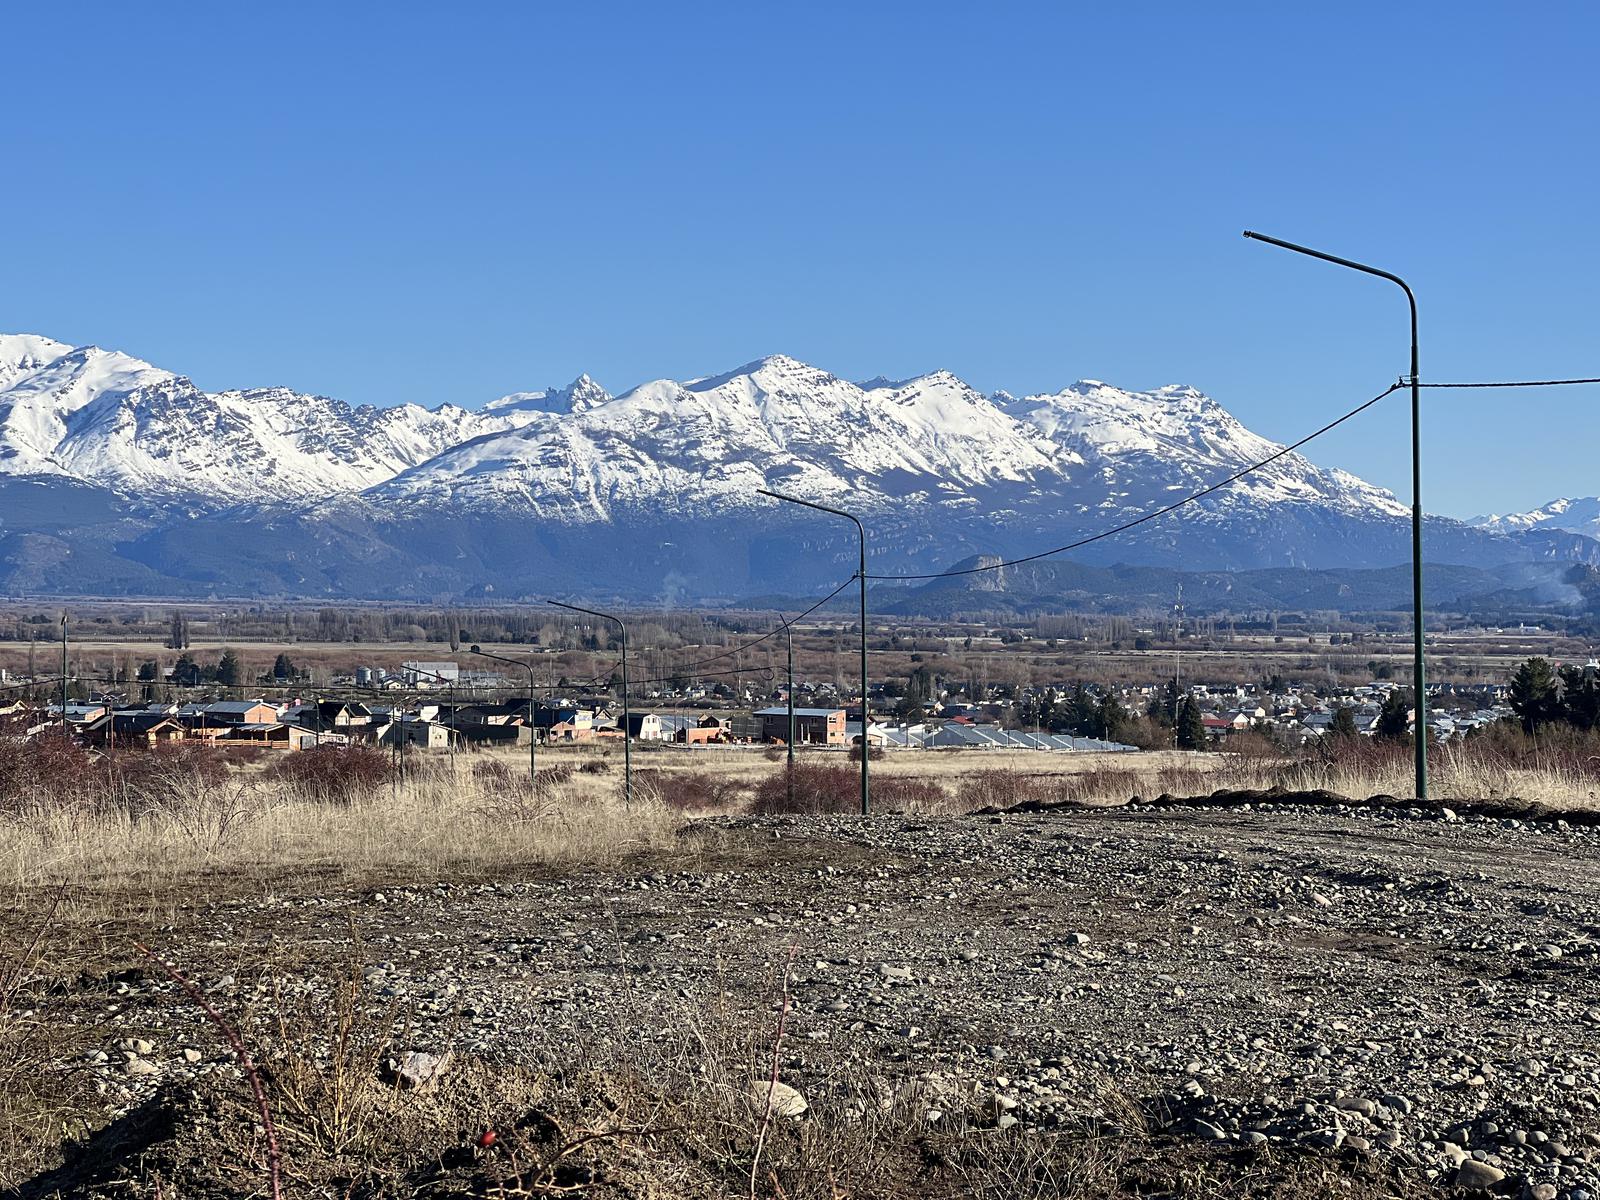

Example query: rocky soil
[35,800,1600,1197]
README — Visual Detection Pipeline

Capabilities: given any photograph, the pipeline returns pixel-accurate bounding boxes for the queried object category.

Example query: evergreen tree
[1330,704,1360,740]
[1095,692,1128,740]
[272,652,296,680]
[1068,684,1097,735]
[1559,664,1600,731]
[216,650,242,687]
[1148,679,1179,725]
[1375,689,1413,742]
[166,610,189,650]
[1509,657,1562,733]
[1176,696,1207,750]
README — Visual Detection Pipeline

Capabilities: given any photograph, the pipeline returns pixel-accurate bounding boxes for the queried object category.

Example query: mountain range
[0,332,1592,610]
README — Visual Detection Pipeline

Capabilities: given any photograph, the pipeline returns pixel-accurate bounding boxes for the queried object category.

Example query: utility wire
[862,382,1404,582]
[669,575,858,675]
[1418,378,1600,389]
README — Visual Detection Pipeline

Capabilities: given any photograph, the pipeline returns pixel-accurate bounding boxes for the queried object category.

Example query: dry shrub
[753,763,859,815]
[849,742,885,762]
[577,758,611,774]
[636,768,743,813]
[955,769,1058,811]
[268,745,394,803]
[114,743,232,815]
[0,734,103,815]
[870,774,949,811]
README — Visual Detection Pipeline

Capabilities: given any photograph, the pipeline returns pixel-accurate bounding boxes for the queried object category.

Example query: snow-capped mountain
[374,356,1067,517]
[1474,498,1600,540]
[482,374,613,418]
[0,336,527,504]
[0,332,1583,599]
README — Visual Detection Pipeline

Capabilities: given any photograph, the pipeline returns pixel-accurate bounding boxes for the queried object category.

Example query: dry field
[5,739,1600,1197]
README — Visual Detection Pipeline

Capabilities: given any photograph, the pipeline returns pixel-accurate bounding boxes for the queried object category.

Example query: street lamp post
[1243,230,1428,802]
[547,601,631,807]
[757,489,870,816]
[468,646,537,784]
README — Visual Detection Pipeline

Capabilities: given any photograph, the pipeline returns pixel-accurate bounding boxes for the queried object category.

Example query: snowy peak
[484,373,612,417]
[1475,497,1600,539]
[0,333,74,387]
[0,334,1409,540]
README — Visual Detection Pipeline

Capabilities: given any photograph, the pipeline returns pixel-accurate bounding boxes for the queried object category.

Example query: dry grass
[1,748,682,893]
[8,737,1599,901]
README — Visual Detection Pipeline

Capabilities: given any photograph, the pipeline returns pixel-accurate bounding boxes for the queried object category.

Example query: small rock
[1454,1160,1505,1191]
[748,1079,807,1119]
[387,1049,452,1090]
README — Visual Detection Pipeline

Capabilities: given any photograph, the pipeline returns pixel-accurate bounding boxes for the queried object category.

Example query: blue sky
[4,2,1597,519]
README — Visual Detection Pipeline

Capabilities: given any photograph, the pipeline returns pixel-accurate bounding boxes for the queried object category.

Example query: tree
[1148,679,1179,725]
[1176,696,1207,750]
[216,650,242,687]
[1509,657,1562,733]
[1559,664,1600,731]
[172,653,202,686]
[1094,692,1128,741]
[1375,689,1413,742]
[166,610,189,650]
[272,652,297,680]
[136,660,159,682]
[1067,685,1097,736]
[1330,704,1360,740]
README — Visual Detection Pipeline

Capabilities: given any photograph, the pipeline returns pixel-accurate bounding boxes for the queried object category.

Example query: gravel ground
[47,800,1600,1198]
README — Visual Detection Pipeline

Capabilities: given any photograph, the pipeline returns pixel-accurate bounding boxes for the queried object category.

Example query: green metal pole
[1243,230,1428,801]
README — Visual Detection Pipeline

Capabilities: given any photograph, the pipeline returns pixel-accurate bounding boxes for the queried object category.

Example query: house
[377,718,458,750]
[756,707,847,746]
[402,661,460,686]
[454,721,533,747]
[301,700,373,729]
[624,712,668,741]
[224,722,319,750]
[48,702,109,728]
[180,701,281,728]
[86,711,187,749]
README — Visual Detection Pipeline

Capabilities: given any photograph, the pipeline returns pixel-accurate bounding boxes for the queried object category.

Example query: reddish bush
[955,769,1057,811]
[0,734,105,814]
[753,763,860,815]
[114,743,232,814]
[869,774,948,811]
[268,745,394,803]
[636,769,742,813]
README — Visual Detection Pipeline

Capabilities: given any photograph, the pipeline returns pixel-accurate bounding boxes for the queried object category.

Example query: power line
[1418,378,1600,389]
[862,382,1404,582]
[668,575,858,675]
